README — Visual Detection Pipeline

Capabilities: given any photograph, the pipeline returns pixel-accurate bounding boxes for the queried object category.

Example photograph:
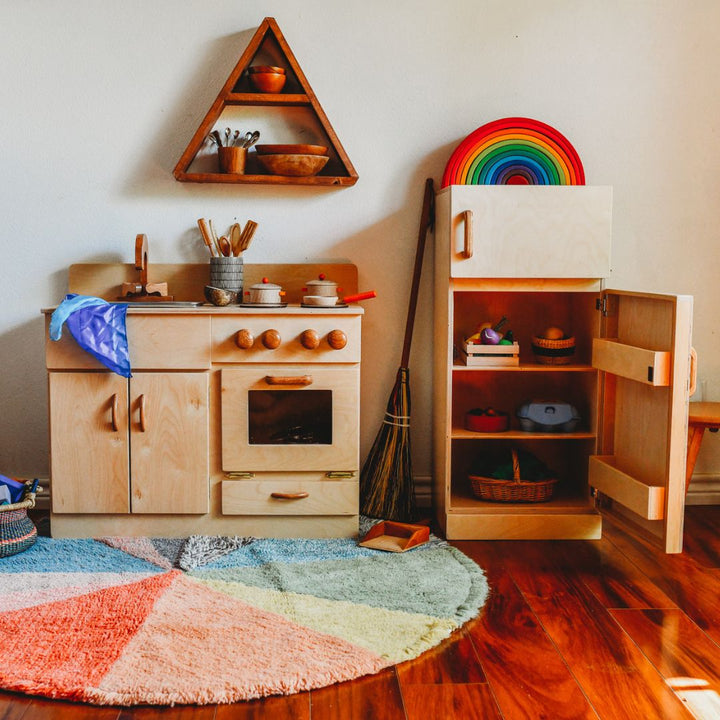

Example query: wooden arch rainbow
[441,117,585,188]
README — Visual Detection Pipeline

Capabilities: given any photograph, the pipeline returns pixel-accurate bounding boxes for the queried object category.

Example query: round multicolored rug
[0,523,488,705]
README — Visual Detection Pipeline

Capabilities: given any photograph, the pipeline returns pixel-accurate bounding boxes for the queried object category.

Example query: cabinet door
[589,290,693,553]
[130,372,209,514]
[49,373,130,514]
[438,185,612,279]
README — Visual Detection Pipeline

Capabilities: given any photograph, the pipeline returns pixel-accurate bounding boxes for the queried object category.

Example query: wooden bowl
[255,144,328,156]
[249,72,286,93]
[256,154,329,177]
[248,65,285,74]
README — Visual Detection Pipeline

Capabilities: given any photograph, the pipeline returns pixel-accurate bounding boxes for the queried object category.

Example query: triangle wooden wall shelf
[173,17,358,187]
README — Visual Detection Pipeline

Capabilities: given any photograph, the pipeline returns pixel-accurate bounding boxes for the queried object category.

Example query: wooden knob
[300,329,320,349]
[262,329,282,350]
[327,329,347,350]
[235,329,254,349]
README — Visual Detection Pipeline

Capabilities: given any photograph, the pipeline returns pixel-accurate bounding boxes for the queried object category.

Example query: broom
[360,178,435,521]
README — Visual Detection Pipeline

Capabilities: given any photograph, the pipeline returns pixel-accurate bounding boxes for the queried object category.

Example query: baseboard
[413,475,432,510]
[686,474,720,506]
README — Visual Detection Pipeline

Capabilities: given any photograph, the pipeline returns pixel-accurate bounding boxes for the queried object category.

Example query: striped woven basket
[0,483,38,558]
[531,335,576,365]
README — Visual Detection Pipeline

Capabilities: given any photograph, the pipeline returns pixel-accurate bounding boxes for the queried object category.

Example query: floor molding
[686,473,720,505]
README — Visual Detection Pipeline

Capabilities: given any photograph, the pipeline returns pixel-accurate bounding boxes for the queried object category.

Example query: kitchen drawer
[222,477,358,515]
[46,315,211,370]
[212,315,361,363]
[438,185,612,279]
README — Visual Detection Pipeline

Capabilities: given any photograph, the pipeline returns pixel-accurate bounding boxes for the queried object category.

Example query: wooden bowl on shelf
[255,144,328,156]
[248,65,287,93]
[256,153,329,177]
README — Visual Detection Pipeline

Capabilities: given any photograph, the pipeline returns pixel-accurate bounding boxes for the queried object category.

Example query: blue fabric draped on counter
[49,294,131,377]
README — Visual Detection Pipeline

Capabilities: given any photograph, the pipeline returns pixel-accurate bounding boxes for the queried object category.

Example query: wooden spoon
[239,220,258,251]
[218,236,232,257]
[230,223,242,256]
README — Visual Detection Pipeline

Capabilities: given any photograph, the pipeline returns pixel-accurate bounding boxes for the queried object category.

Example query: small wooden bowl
[249,72,286,93]
[248,65,285,74]
[256,154,329,177]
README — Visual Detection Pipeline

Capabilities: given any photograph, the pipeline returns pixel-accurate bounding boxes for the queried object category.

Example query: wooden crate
[461,341,520,367]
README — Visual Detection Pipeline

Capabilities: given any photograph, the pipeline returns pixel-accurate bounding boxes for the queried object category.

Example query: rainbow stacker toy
[441,117,585,187]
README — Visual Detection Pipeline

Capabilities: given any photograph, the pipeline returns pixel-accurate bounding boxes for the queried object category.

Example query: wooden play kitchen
[44,262,366,538]
[433,184,694,553]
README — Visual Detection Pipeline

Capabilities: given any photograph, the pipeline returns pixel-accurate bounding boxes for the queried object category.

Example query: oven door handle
[270,491,310,500]
[264,375,313,386]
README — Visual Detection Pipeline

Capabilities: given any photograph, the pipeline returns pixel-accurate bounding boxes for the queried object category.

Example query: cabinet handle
[270,491,309,500]
[110,393,119,432]
[689,346,698,397]
[462,209,473,258]
[265,375,313,386]
[139,394,147,432]
[224,472,255,479]
[325,471,355,478]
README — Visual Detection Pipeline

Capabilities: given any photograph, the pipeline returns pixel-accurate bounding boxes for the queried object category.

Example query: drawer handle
[270,491,309,500]
[462,209,473,258]
[110,393,119,432]
[139,394,147,432]
[265,375,313,386]
[326,471,355,478]
[224,472,255,479]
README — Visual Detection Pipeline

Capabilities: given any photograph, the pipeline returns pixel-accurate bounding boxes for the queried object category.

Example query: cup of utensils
[199,216,258,305]
[197,218,258,259]
[208,128,260,174]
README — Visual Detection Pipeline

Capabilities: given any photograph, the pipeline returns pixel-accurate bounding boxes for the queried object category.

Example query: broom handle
[401,178,435,368]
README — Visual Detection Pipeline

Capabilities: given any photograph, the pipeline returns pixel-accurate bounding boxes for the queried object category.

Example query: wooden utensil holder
[218,146,247,174]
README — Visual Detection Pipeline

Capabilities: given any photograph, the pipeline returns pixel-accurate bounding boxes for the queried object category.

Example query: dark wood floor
[4,507,720,719]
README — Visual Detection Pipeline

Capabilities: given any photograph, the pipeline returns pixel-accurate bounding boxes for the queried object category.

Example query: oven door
[221,366,359,472]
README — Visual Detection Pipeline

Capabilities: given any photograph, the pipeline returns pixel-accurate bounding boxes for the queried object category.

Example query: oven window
[248,390,332,445]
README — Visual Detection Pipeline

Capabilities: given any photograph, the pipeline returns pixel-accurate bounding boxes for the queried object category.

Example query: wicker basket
[531,335,576,365]
[469,449,558,503]
[0,482,39,558]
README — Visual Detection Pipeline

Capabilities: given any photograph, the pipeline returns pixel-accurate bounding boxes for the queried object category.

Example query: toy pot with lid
[246,277,284,304]
[302,273,378,306]
[303,273,341,298]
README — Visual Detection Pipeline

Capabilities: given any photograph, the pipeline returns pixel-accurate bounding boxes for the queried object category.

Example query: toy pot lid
[305,273,338,290]
[250,278,282,290]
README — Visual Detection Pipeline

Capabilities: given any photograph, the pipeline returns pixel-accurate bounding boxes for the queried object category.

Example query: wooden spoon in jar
[218,236,232,257]
[230,223,242,256]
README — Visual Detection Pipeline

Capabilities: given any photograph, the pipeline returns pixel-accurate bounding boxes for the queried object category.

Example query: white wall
[2,1,720,487]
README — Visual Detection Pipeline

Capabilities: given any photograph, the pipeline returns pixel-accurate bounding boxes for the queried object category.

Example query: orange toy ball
[543,326,565,340]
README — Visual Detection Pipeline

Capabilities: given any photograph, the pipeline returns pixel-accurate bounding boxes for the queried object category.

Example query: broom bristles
[360,368,416,521]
